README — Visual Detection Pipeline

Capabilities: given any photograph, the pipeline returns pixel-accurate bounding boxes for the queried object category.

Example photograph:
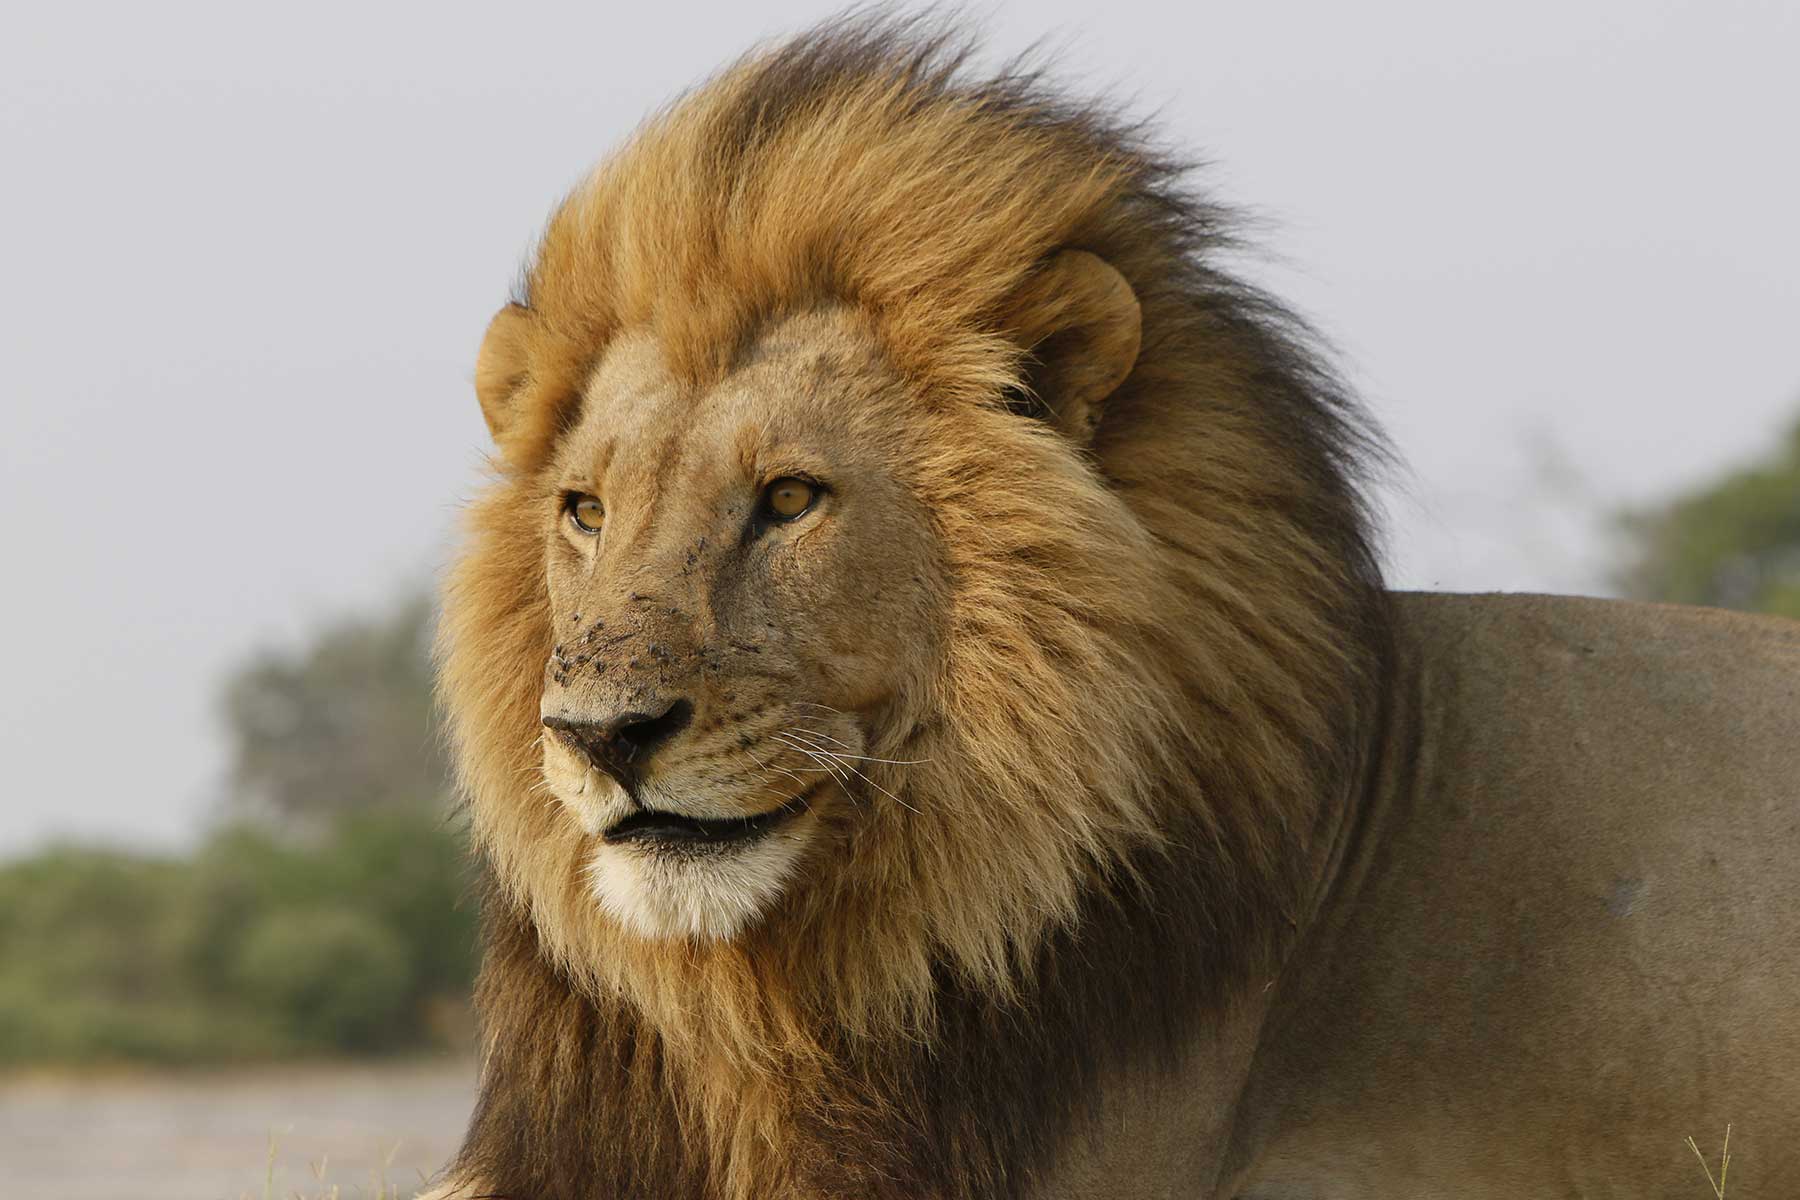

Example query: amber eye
[763,477,817,520]
[566,493,605,535]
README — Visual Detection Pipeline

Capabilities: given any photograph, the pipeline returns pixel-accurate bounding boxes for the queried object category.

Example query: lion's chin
[584,829,810,941]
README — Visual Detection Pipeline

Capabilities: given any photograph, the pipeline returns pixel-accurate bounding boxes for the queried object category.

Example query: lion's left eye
[762,477,817,520]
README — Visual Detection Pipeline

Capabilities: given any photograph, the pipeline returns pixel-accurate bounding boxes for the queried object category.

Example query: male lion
[432,21,1800,1200]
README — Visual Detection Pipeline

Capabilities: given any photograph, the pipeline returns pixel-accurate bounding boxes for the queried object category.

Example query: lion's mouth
[601,792,810,850]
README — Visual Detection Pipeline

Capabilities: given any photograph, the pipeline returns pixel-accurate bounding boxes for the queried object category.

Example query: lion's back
[1238,592,1800,1198]
[1402,588,1797,752]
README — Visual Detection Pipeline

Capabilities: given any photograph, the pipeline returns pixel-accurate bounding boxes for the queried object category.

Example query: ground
[0,1058,473,1199]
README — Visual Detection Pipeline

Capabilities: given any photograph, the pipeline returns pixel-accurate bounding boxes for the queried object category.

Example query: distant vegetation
[0,599,476,1065]
[1615,414,1800,620]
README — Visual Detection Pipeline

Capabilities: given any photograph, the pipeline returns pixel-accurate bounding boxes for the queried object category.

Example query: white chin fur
[585,830,808,940]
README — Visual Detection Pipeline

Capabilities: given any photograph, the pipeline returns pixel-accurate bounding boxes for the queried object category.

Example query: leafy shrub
[232,905,413,1050]
[0,597,481,1065]
[0,812,477,1065]
[1616,416,1800,618]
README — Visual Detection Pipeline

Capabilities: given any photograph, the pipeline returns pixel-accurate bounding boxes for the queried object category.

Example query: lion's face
[452,245,1161,970]
[533,311,944,939]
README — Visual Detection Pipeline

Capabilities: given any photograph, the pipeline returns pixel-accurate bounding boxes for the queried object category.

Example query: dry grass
[1686,1124,1733,1199]
[241,1130,424,1200]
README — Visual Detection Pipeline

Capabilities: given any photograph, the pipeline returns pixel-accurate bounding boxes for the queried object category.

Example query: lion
[430,19,1800,1200]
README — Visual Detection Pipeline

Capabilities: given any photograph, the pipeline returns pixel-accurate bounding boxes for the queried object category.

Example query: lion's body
[1039,593,1800,1198]
[1242,594,1800,1197]
[432,20,1800,1200]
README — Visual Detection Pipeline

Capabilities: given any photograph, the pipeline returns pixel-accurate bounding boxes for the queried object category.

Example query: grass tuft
[1685,1123,1732,1199]
[241,1129,411,1200]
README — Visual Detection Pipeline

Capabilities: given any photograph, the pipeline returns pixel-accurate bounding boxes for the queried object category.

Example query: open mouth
[601,792,810,849]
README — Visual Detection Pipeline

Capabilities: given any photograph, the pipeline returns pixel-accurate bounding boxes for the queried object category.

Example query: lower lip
[601,790,813,849]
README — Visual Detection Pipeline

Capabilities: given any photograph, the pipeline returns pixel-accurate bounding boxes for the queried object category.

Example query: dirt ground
[0,1058,476,1199]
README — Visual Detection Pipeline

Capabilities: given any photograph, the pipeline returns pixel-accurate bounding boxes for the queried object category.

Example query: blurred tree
[0,846,282,1063]
[222,595,453,834]
[0,814,477,1064]
[0,594,480,1065]
[1615,414,1800,619]
[231,904,413,1051]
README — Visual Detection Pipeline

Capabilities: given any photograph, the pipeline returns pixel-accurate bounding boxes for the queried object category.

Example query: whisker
[784,725,932,766]
[774,738,867,814]
[773,732,854,787]
[780,729,921,815]
[759,763,816,791]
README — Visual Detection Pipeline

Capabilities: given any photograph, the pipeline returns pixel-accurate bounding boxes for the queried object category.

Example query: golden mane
[437,17,1390,1199]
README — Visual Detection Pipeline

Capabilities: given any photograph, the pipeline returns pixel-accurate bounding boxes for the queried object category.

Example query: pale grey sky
[3,0,1795,854]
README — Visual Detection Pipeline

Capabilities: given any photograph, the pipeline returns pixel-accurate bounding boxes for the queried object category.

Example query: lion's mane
[438,18,1390,1199]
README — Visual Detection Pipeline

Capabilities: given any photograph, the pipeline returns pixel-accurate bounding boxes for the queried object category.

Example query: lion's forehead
[564,311,895,493]
[572,332,695,453]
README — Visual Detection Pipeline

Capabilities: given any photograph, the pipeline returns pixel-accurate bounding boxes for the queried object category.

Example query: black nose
[543,699,694,788]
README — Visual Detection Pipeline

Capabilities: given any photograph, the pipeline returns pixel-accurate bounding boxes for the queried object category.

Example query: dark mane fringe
[443,11,1391,1199]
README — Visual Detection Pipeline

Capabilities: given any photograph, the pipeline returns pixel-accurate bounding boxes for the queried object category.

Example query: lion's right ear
[475,303,534,442]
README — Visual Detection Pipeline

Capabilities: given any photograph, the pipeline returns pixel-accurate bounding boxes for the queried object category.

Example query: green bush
[0,597,481,1066]
[1616,416,1800,618]
[0,812,478,1065]
[232,905,413,1050]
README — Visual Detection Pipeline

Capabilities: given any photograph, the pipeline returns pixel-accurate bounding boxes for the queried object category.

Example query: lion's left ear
[1001,250,1142,444]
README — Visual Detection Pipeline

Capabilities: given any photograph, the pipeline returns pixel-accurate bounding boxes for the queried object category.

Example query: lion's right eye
[566,493,605,535]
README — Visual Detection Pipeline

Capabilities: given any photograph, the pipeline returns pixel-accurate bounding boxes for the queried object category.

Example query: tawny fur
[435,18,1387,1199]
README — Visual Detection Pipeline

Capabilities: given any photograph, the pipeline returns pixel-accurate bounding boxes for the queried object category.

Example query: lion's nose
[543,698,694,789]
